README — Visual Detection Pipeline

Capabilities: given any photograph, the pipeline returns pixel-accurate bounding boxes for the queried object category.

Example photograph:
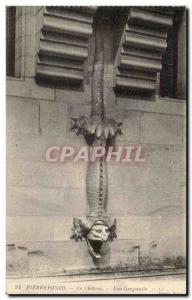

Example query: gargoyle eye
[96,229,102,233]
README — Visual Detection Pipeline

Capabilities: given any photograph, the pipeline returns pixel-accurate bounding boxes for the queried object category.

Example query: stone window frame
[6,6,26,79]
[6,6,186,102]
[6,6,44,80]
[159,9,186,100]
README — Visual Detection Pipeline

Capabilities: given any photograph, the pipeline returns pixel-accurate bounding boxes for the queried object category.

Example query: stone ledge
[7,78,55,101]
[115,97,186,116]
[7,267,186,280]
[6,239,185,279]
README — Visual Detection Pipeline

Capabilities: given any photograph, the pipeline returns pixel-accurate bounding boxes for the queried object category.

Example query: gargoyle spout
[71,14,121,260]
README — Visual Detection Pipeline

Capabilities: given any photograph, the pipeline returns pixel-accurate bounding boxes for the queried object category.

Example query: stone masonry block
[7,215,150,243]
[24,56,36,78]
[107,165,186,216]
[40,101,69,137]
[7,79,54,101]
[141,112,183,145]
[7,186,87,217]
[55,84,91,105]
[7,133,86,163]
[107,110,141,144]
[7,98,39,135]
[142,144,186,169]
[6,240,138,278]
[117,97,186,116]
[15,14,25,41]
[7,159,87,190]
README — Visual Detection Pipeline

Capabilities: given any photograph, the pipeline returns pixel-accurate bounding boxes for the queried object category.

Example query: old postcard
[6,6,187,295]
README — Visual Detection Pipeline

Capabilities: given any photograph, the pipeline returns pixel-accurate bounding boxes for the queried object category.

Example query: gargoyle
[71,218,116,259]
[71,18,122,260]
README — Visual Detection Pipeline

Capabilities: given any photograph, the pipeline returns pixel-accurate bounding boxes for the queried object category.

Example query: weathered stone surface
[141,144,186,169]
[55,84,91,104]
[15,37,23,61]
[24,56,36,78]
[39,101,90,138]
[6,213,185,272]
[7,159,87,189]
[7,98,39,135]
[116,97,186,116]
[6,215,146,242]
[25,14,36,36]
[25,34,36,57]
[7,186,87,217]
[107,165,185,216]
[53,216,151,242]
[6,213,151,244]
[16,6,23,20]
[140,113,183,145]
[6,240,139,277]
[24,6,37,16]
[7,216,54,243]
[15,56,25,78]
[6,234,185,278]
[15,14,25,41]
[40,101,69,136]
[7,79,55,101]
[35,7,44,34]
[109,110,141,143]
[68,103,91,117]
[15,8,37,79]
[7,133,86,162]
[7,203,186,253]
[150,215,186,258]
[40,101,91,138]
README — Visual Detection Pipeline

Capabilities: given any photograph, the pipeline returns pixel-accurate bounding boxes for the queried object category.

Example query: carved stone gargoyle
[71,18,122,260]
[71,218,117,259]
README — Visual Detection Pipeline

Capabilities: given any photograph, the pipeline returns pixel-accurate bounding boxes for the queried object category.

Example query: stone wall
[6,6,186,277]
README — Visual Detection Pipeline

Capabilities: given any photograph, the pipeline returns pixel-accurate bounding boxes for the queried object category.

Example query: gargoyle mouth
[86,239,103,259]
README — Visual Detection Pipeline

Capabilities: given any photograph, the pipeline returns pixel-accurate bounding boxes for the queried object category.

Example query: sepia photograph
[6,5,187,295]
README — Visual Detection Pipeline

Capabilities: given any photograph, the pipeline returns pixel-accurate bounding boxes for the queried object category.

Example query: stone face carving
[71,15,122,260]
[71,218,117,259]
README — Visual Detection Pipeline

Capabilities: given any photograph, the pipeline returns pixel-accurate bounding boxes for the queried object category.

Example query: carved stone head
[71,218,117,259]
